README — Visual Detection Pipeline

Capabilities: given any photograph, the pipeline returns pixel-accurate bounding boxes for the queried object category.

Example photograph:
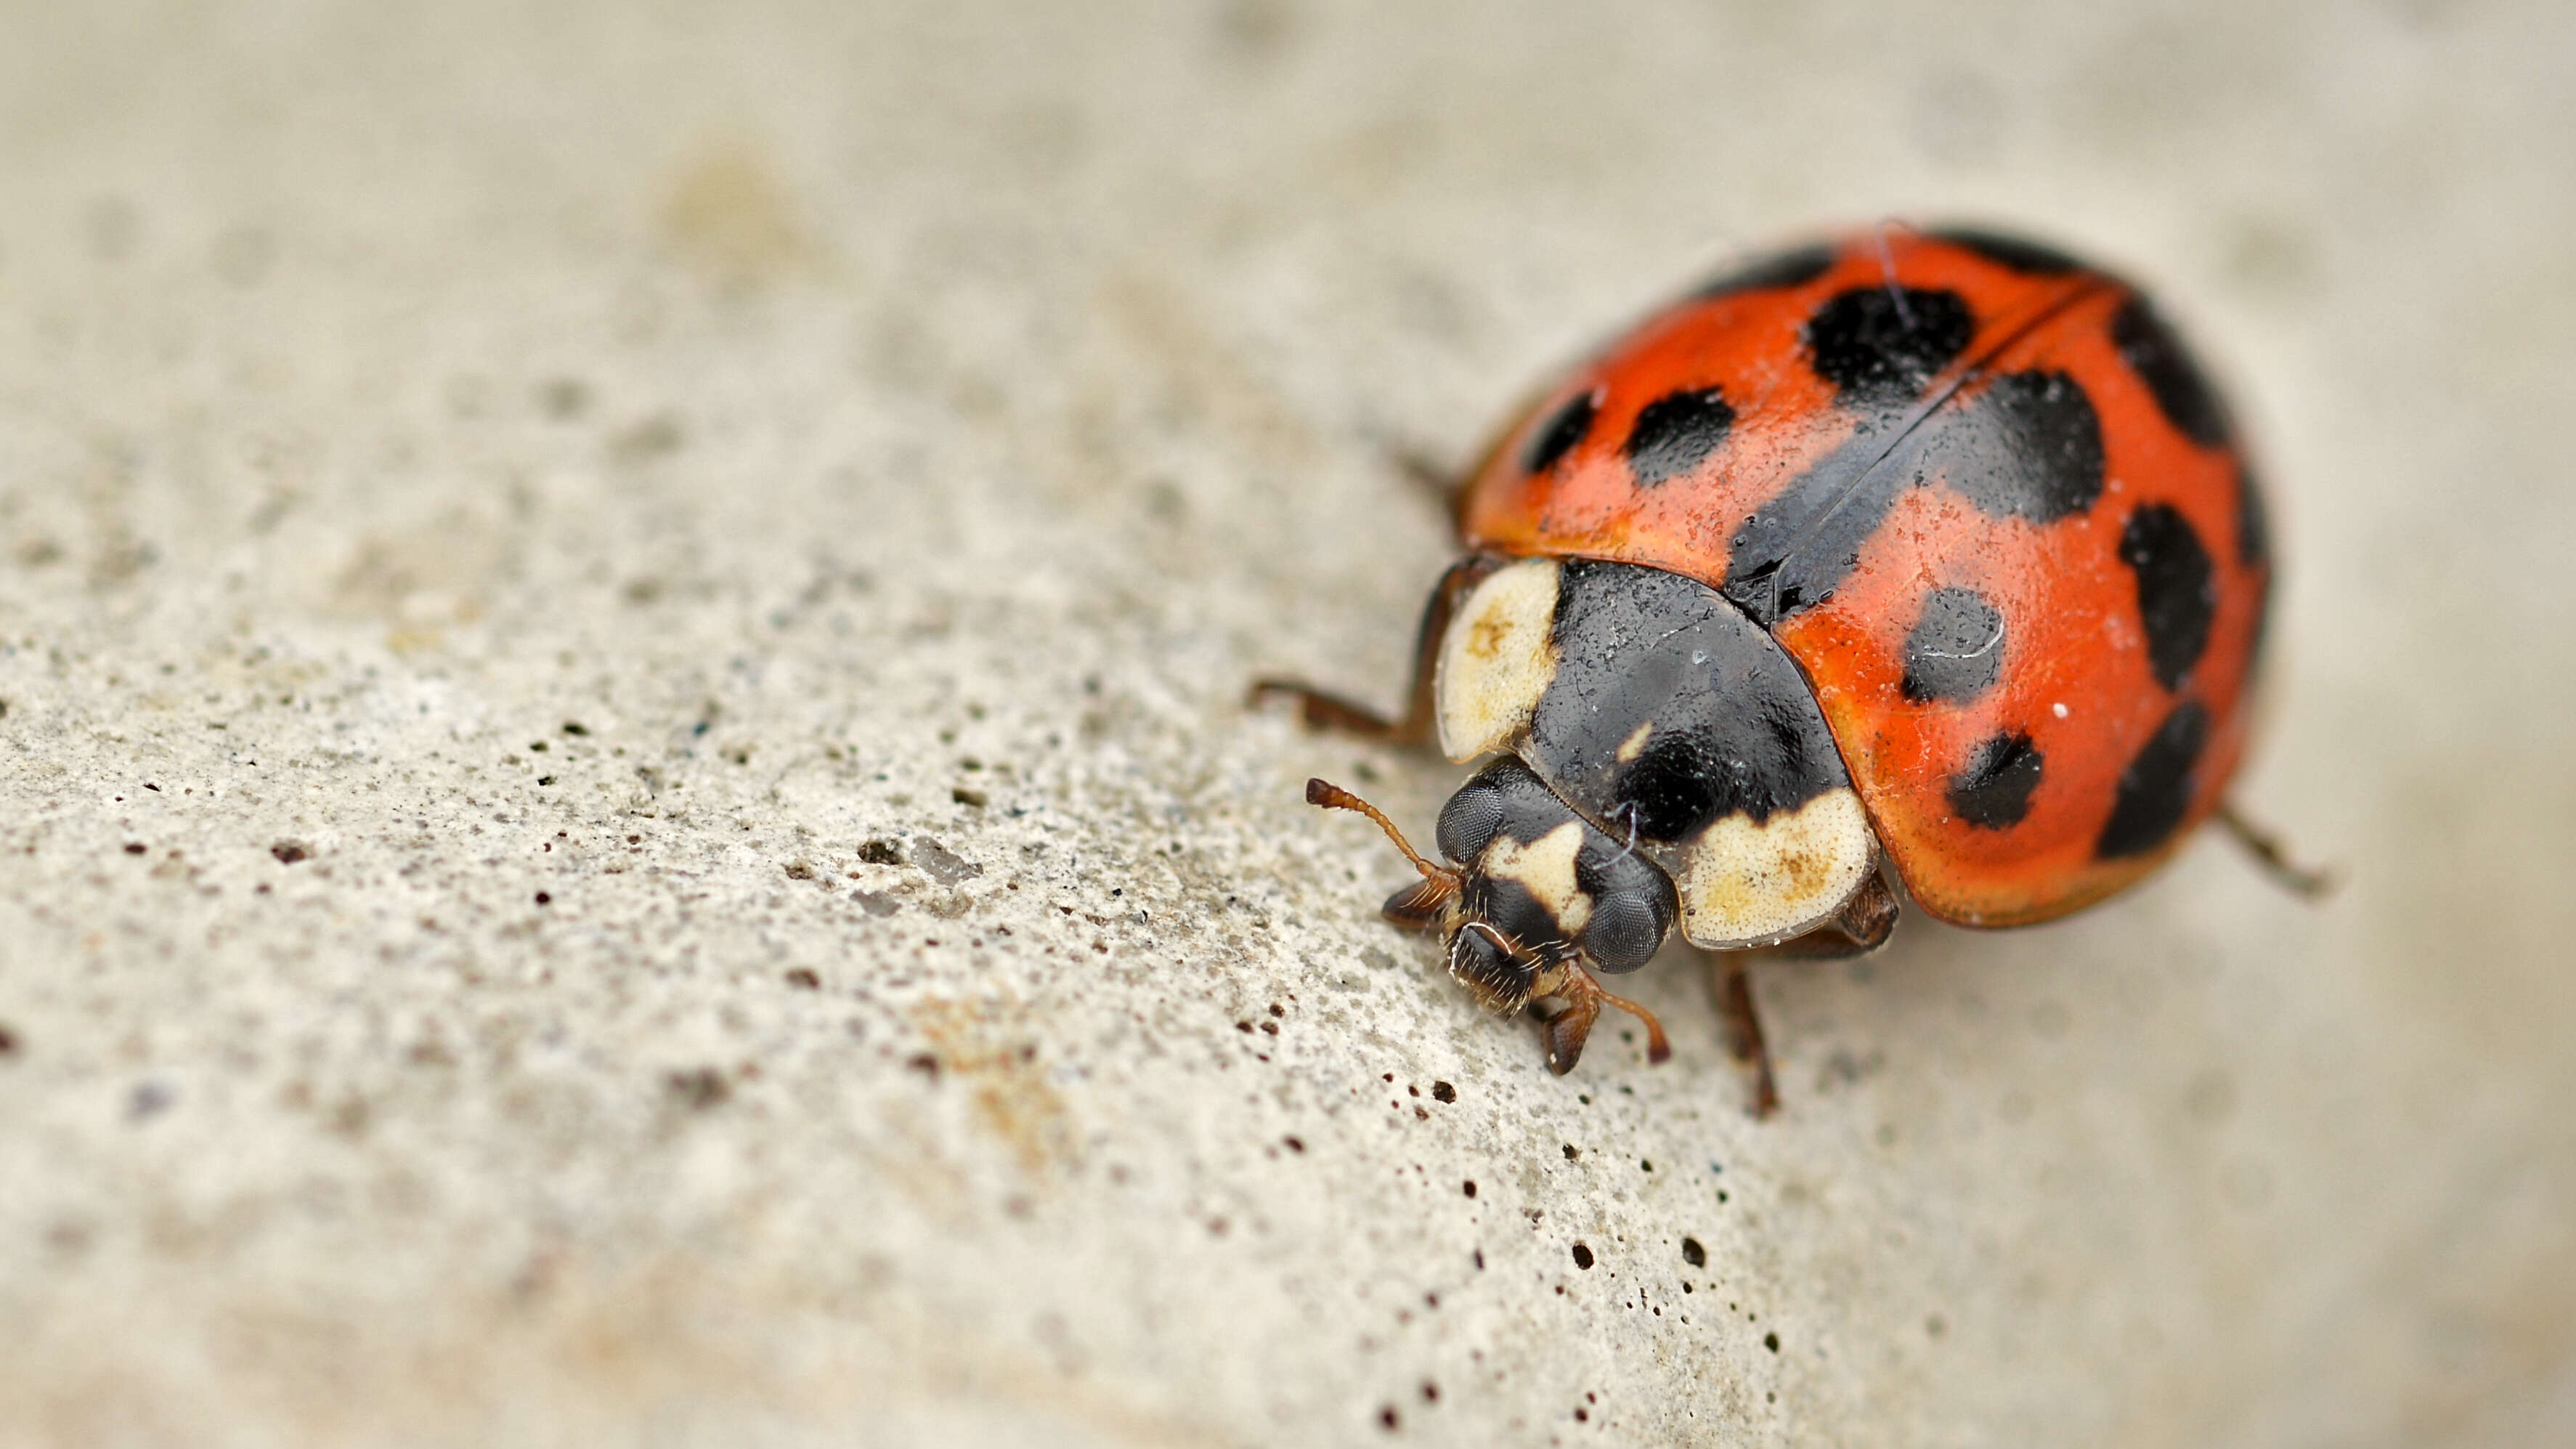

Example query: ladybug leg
[1713,954,1781,1119]
[1249,555,1500,748]
[1534,962,1673,1075]
[1246,682,1416,740]
[1532,991,1600,1076]
[2213,801,2339,900]
[1713,874,1893,1113]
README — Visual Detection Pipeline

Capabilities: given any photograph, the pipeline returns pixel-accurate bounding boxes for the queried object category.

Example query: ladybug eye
[1582,890,1665,974]
[1435,783,1506,864]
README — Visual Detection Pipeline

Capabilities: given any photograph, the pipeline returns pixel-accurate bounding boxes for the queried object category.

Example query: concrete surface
[4,2,2575,1445]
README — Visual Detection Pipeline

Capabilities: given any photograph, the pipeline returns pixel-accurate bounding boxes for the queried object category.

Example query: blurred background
[1,2,2571,1445]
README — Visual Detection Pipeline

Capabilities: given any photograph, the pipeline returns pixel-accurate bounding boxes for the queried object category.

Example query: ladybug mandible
[1258,225,2325,1114]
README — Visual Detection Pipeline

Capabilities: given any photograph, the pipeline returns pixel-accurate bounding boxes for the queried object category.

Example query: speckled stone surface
[4,3,2574,1445]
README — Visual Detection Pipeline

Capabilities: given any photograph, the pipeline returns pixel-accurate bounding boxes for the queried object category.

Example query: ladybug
[1258,224,2325,1113]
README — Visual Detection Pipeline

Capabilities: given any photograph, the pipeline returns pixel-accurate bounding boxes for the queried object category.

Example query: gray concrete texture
[3,1,2572,1445]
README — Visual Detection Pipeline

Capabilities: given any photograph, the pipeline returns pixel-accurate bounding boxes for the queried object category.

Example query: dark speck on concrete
[666,1066,730,1108]
[129,1081,175,1121]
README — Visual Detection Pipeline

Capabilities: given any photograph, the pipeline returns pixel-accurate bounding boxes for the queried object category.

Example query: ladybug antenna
[1306,778,1458,888]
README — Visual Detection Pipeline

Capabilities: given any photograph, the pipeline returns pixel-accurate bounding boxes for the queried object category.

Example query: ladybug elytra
[1259,225,2323,1113]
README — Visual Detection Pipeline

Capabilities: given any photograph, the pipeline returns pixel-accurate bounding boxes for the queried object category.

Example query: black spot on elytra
[2097,702,2209,858]
[1524,388,1599,474]
[1572,1243,1595,1270]
[1915,370,2105,521]
[1681,1236,1707,1267]
[2112,296,2231,447]
[2119,504,2217,691]
[1625,387,1737,487]
[1947,731,2044,829]
[1697,242,1835,300]
[1805,286,1976,402]
[1930,227,2084,275]
[2235,460,2271,569]
[1901,588,2006,702]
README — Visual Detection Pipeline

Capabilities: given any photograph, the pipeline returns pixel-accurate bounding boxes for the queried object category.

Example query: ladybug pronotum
[1259,225,2325,1114]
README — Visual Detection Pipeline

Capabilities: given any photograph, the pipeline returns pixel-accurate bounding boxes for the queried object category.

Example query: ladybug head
[1307,758,1678,1066]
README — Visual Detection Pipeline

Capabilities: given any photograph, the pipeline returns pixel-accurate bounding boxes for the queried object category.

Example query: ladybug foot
[1535,964,1673,1075]
[1533,994,1597,1076]
[2214,800,2340,900]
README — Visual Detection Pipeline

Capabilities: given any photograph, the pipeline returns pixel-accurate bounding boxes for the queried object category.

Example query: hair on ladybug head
[1303,772,1671,1074]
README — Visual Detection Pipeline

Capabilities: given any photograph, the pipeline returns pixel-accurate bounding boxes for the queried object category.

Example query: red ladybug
[1259,225,2324,1114]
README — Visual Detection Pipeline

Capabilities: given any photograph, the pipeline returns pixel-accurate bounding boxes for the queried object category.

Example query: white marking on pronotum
[1673,787,1877,949]
[1615,721,1653,763]
[1435,558,1561,762]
